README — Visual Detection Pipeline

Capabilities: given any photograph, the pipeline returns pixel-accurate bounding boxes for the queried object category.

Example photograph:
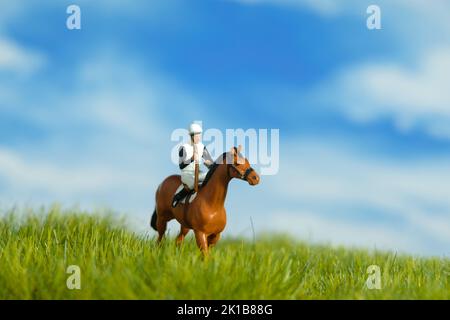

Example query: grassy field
[0,206,448,299]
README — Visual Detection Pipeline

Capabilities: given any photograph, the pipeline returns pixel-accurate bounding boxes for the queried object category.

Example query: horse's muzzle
[247,172,260,185]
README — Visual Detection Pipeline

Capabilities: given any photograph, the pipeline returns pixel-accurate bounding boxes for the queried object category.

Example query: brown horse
[150,145,260,255]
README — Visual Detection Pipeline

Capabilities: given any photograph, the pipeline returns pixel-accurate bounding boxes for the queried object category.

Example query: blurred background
[0,0,449,256]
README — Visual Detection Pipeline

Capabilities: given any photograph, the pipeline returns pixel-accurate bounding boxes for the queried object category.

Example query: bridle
[228,162,254,181]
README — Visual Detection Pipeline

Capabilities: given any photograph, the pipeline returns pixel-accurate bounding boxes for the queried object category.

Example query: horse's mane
[201,152,230,188]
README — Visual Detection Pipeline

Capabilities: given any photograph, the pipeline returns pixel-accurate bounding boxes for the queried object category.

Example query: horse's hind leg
[207,233,221,248]
[176,226,190,246]
[156,214,170,243]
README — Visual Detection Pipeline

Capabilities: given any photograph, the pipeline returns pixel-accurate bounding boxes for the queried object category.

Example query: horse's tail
[150,208,157,231]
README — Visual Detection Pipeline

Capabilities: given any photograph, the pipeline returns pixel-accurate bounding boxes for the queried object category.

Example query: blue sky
[1,0,450,256]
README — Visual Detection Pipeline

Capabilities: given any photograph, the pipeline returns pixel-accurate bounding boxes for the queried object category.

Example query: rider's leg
[171,185,191,207]
[172,172,194,207]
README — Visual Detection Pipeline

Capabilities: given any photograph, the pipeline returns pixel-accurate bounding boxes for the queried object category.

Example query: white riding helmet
[188,122,203,135]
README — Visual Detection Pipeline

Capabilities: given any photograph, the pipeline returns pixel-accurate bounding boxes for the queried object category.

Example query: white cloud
[0,38,46,75]
[0,51,208,230]
[225,0,450,256]
[0,147,152,196]
[257,139,450,256]
[72,55,206,145]
[317,47,450,139]
[206,137,450,256]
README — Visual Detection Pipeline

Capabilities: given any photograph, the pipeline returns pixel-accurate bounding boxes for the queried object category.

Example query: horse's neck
[203,164,231,205]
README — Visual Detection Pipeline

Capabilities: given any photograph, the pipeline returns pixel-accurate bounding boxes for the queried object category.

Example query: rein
[202,152,254,187]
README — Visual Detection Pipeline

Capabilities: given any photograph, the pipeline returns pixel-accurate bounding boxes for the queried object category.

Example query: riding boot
[172,187,190,208]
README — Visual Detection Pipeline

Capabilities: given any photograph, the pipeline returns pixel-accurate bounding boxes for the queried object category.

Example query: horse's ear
[237,145,242,153]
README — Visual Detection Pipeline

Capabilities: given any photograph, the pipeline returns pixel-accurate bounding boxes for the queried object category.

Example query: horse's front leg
[194,230,208,255]
[176,225,190,246]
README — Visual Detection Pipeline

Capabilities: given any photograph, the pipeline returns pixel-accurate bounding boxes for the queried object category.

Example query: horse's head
[227,145,260,186]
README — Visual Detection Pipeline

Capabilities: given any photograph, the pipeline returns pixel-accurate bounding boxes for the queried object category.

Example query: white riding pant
[181,170,207,190]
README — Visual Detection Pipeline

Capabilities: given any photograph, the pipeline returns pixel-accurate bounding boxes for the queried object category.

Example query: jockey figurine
[172,122,214,207]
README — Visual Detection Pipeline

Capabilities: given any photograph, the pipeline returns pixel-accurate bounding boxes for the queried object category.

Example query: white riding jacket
[178,142,213,189]
[179,142,205,172]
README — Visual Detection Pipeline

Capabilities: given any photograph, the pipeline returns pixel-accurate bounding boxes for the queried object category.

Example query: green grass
[0,205,448,299]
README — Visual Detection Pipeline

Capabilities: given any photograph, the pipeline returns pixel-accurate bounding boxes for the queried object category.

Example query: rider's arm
[179,146,194,170]
[203,147,214,169]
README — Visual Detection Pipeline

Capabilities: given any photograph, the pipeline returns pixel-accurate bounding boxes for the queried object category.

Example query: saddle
[173,183,199,204]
